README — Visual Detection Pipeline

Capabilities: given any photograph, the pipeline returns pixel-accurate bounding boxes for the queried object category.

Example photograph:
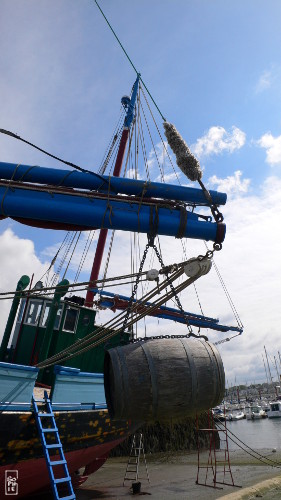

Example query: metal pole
[264,345,273,384]
[85,76,139,307]
[274,356,280,382]
[0,275,30,361]
[262,353,269,385]
[37,279,69,381]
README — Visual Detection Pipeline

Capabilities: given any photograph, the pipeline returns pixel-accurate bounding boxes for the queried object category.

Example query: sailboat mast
[264,345,273,384]
[274,356,280,383]
[85,75,140,307]
[262,353,269,385]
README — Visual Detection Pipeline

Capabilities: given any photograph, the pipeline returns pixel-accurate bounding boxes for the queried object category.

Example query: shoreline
[76,449,281,499]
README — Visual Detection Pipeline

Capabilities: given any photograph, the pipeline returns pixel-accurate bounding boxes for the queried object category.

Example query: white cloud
[126,168,142,180]
[0,228,48,339]
[257,132,281,166]
[208,170,250,197]
[192,126,246,159]
[255,70,273,94]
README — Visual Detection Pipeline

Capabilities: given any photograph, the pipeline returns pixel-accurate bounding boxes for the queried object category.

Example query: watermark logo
[5,470,18,496]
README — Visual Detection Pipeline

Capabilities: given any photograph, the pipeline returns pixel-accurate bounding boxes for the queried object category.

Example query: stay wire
[36,268,185,367]
[45,267,211,367]
[214,417,281,468]
[0,129,110,187]
[139,86,241,335]
[37,267,202,368]
[73,231,95,284]
[203,241,243,329]
[37,232,70,285]
[140,97,164,182]
[62,231,81,280]
[139,88,205,323]
[98,109,125,174]
[140,86,181,185]
[94,0,166,122]
[37,269,190,368]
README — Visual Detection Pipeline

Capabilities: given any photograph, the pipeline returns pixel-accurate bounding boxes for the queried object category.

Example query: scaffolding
[196,409,241,490]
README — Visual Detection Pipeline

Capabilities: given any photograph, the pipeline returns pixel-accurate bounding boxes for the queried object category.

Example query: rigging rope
[37,255,212,369]
[0,129,110,186]
[94,0,166,122]
[140,86,181,185]
[73,231,96,284]
[36,266,186,367]
[214,416,281,468]
[138,86,240,339]
[62,232,81,280]
[203,241,243,330]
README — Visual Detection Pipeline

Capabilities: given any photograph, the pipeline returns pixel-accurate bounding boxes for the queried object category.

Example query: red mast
[85,76,140,307]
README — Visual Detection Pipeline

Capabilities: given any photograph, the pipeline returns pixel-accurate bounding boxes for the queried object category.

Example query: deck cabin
[7,293,127,385]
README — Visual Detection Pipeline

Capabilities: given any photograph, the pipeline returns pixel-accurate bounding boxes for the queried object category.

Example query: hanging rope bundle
[163,122,202,182]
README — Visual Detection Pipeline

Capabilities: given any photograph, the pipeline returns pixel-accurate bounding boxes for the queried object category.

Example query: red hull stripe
[0,437,124,498]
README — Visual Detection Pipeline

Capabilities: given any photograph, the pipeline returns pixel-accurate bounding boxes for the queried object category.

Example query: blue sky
[1,0,281,386]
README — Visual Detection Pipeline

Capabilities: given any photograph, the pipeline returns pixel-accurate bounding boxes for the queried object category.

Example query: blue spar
[0,184,225,242]
[0,162,227,207]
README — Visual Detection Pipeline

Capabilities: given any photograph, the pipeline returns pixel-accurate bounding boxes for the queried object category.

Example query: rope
[98,109,125,174]
[101,230,115,291]
[214,417,281,468]
[36,252,212,368]
[62,232,81,280]
[50,233,76,287]
[36,267,186,367]
[204,242,243,330]
[0,258,192,299]
[139,86,240,336]
[138,112,151,181]
[140,96,164,181]
[176,206,188,239]
[93,0,166,121]
[73,230,96,284]
[140,86,181,185]
[0,129,110,186]
[37,233,70,285]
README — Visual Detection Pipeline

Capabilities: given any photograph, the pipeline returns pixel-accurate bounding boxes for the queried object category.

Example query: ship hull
[0,408,139,498]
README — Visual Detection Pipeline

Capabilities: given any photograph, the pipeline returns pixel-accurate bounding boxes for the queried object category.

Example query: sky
[1,0,281,387]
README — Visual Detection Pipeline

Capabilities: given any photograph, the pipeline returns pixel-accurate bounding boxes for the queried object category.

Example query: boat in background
[245,405,267,420]
[230,410,245,421]
[267,401,281,418]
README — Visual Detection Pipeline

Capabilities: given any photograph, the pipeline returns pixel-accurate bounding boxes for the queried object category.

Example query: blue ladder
[32,390,76,500]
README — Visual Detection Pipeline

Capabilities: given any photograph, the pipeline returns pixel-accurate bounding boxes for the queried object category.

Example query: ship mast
[85,75,140,307]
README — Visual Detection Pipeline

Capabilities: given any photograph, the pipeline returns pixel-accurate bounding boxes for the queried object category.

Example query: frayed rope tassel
[163,122,202,182]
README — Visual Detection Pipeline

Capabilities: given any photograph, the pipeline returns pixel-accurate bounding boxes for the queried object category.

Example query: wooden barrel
[104,338,225,423]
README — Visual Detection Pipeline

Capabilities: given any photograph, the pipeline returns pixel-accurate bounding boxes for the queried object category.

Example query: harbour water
[227,417,281,450]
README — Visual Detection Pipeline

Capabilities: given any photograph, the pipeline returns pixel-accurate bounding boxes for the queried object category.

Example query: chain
[210,205,224,223]
[197,242,222,261]
[151,242,208,341]
[121,236,223,343]
[128,333,192,343]
[121,242,150,335]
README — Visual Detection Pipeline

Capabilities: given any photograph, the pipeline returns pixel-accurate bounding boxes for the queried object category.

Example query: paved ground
[76,449,281,500]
